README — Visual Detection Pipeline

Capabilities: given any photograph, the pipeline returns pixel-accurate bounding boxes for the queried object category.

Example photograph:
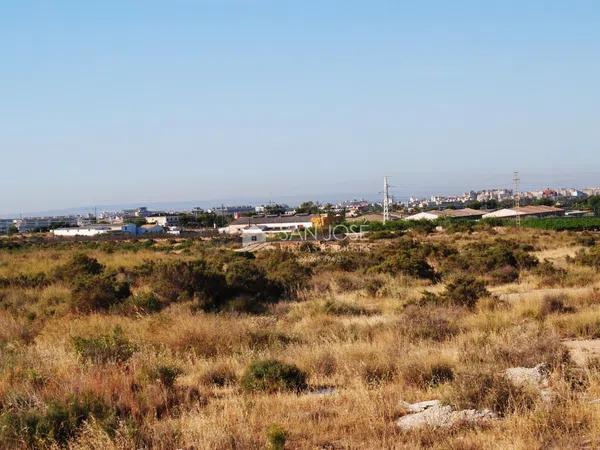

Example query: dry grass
[0,230,600,448]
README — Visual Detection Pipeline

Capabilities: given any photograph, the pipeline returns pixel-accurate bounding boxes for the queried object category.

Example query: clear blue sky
[2,0,600,215]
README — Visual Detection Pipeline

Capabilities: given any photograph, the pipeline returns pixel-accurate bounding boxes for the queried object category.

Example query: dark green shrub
[146,364,183,388]
[151,259,225,305]
[241,359,307,393]
[255,250,312,297]
[444,275,489,308]
[72,327,136,364]
[403,362,455,388]
[440,239,538,281]
[200,364,237,387]
[0,393,117,446]
[128,292,164,313]
[421,275,489,309]
[70,276,130,312]
[266,424,287,450]
[56,253,104,279]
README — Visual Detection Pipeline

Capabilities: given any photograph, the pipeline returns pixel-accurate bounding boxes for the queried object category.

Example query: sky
[1,0,600,215]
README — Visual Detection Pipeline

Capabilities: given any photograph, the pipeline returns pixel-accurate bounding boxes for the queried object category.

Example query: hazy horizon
[2,1,599,215]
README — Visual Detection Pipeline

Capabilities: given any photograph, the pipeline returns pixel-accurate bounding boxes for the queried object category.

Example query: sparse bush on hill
[0,393,118,447]
[439,239,538,282]
[254,250,312,297]
[70,275,131,312]
[397,305,460,341]
[72,327,137,364]
[402,361,455,388]
[241,359,307,393]
[573,245,600,270]
[56,253,104,279]
[445,370,536,416]
[373,238,438,281]
[421,275,489,309]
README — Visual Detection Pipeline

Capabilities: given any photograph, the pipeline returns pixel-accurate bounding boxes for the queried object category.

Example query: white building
[242,226,267,246]
[405,208,485,221]
[52,224,138,237]
[220,214,316,234]
[146,216,179,227]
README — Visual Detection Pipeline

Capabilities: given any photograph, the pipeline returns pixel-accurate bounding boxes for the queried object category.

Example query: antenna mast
[513,171,521,227]
[383,176,391,224]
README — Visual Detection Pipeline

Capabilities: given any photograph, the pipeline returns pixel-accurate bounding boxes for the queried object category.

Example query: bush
[532,260,568,285]
[255,250,312,297]
[421,275,489,309]
[397,305,460,341]
[127,292,164,314]
[70,275,130,312]
[200,364,237,387]
[361,360,396,386]
[72,327,137,364]
[151,259,226,306]
[573,246,600,270]
[539,294,574,317]
[445,371,536,416]
[444,276,489,308]
[402,361,455,388]
[0,393,117,446]
[56,253,104,279]
[146,364,183,388]
[440,239,538,281]
[241,359,307,393]
[321,299,371,316]
[266,424,287,450]
[373,239,438,280]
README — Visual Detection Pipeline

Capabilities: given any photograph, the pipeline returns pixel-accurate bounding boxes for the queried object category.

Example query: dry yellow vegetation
[0,228,599,449]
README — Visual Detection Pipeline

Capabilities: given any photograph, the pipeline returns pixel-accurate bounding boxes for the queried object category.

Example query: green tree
[589,196,600,217]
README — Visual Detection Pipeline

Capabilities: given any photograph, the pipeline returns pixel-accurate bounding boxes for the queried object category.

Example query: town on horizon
[2,177,600,237]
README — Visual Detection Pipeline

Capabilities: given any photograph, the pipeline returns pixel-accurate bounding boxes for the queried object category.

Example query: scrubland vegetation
[1,227,600,448]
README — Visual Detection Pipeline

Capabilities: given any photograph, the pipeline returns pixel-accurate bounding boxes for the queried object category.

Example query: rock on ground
[396,400,497,430]
[504,363,552,402]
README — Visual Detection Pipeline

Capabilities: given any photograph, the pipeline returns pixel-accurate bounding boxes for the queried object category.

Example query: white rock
[504,363,549,389]
[400,399,441,413]
[504,363,552,402]
[396,401,497,430]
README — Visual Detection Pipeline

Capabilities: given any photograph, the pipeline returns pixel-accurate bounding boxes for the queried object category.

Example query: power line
[383,176,391,224]
[513,171,521,228]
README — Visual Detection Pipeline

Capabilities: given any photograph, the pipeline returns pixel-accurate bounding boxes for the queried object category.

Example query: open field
[1,228,600,449]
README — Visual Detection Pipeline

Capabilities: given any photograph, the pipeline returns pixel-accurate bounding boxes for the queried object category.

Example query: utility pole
[383,176,391,224]
[513,171,521,228]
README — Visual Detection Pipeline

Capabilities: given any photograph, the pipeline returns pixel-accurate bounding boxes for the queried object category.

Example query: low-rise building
[15,216,78,233]
[405,208,485,221]
[146,215,179,227]
[52,223,138,237]
[220,214,317,234]
[138,224,164,234]
[482,205,565,219]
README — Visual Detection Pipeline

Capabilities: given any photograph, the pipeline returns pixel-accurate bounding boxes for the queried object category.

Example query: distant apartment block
[15,216,78,233]
[0,219,15,234]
